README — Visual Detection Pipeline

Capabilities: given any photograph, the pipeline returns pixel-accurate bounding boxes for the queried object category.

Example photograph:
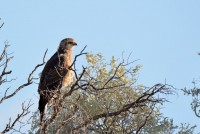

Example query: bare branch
[0,49,47,104]
[0,44,13,86]
[69,45,87,70]
[0,18,4,29]
[1,101,33,134]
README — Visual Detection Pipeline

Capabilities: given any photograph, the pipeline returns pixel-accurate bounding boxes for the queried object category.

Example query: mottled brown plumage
[38,38,77,122]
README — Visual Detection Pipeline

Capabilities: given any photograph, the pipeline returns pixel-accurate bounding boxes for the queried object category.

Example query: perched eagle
[38,38,77,122]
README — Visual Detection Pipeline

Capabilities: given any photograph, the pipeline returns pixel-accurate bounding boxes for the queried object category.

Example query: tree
[29,53,196,134]
[182,80,200,118]
[182,54,200,118]
[0,18,197,134]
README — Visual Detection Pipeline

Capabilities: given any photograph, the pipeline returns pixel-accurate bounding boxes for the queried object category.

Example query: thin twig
[0,49,47,104]
[1,101,33,134]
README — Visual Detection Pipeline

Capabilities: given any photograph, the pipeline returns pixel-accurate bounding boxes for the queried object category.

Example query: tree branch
[0,18,4,29]
[72,84,171,132]
[0,49,47,104]
[1,101,33,134]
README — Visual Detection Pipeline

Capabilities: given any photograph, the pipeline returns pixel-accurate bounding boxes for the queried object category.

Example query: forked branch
[0,49,48,104]
[1,101,33,134]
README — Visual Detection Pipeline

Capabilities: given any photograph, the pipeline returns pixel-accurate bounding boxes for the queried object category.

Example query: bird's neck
[61,50,73,87]
[59,50,73,67]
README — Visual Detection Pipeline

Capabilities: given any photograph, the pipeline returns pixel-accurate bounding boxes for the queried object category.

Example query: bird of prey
[38,38,77,122]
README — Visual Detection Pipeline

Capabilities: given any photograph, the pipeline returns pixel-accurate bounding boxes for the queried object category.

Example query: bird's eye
[68,42,73,45]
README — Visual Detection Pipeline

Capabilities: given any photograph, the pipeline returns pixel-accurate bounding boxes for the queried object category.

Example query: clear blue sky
[0,0,200,133]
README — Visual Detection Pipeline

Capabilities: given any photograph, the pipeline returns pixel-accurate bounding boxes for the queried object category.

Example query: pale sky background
[0,0,200,133]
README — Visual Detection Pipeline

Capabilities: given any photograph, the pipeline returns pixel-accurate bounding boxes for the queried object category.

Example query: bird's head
[58,38,77,53]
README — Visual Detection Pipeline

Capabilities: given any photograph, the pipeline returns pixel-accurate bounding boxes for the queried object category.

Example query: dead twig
[0,18,4,29]
[0,49,48,104]
[1,101,33,134]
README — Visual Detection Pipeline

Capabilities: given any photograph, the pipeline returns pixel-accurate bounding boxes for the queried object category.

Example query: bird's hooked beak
[73,42,77,46]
